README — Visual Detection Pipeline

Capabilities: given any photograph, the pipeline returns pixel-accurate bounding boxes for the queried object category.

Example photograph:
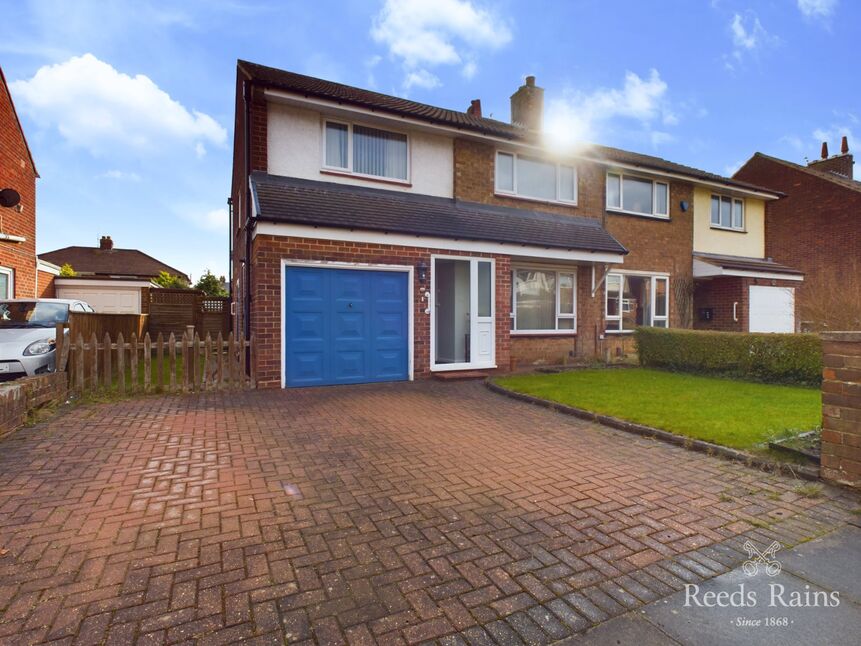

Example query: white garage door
[56,286,141,314]
[749,286,795,333]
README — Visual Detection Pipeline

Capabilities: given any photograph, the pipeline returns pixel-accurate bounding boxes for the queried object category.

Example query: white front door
[749,285,795,333]
[431,256,495,371]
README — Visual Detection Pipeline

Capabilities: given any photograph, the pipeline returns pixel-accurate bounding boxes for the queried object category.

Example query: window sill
[606,208,670,220]
[495,192,578,208]
[604,329,635,335]
[709,225,747,233]
[320,169,412,187]
[511,330,577,337]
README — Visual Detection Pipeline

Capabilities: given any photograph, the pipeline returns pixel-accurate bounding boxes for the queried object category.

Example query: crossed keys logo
[742,540,782,577]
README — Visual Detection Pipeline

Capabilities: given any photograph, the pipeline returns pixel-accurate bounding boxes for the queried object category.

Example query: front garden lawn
[495,368,820,450]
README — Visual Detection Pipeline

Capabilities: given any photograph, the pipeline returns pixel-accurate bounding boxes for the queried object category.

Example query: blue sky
[1,0,857,280]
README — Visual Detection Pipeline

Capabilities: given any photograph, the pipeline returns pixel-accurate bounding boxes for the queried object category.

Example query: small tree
[194,270,228,297]
[153,271,189,289]
[59,263,77,277]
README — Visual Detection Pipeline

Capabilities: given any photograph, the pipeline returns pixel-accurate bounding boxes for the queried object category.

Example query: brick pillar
[821,332,861,487]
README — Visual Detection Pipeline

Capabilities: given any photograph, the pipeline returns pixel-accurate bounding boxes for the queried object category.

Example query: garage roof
[250,173,628,256]
[40,246,190,282]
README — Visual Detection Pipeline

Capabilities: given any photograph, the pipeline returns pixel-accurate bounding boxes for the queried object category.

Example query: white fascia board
[54,278,153,288]
[693,258,803,282]
[37,259,61,275]
[262,89,781,200]
[253,221,625,264]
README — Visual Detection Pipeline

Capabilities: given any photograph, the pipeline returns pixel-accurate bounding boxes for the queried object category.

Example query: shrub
[635,327,822,386]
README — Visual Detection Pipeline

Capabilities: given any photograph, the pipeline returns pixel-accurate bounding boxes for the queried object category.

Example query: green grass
[495,368,820,450]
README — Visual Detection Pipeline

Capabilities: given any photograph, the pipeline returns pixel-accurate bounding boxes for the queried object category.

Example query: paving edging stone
[485,379,821,482]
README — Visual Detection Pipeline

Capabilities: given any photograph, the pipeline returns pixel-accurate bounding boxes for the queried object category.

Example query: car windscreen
[0,302,70,327]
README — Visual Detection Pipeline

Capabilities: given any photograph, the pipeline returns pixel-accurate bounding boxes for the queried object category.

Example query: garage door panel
[749,286,795,333]
[56,286,141,314]
[284,266,408,387]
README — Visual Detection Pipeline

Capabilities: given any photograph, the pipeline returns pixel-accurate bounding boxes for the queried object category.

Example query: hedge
[634,327,822,386]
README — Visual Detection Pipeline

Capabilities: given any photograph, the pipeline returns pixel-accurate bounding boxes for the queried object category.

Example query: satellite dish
[0,188,21,208]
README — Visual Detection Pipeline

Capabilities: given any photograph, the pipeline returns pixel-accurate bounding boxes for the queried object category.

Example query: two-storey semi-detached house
[733,138,860,331]
[0,66,44,300]
[230,61,779,388]
[690,176,803,334]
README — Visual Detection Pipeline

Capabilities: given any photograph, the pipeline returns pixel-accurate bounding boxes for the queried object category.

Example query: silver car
[0,299,93,381]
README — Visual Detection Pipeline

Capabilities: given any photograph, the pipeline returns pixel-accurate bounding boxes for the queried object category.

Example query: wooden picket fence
[57,324,255,395]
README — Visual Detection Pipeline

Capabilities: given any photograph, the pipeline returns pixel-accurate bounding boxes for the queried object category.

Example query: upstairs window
[496,152,577,204]
[606,172,669,218]
[323,121,408,181]
[710,195,744,231]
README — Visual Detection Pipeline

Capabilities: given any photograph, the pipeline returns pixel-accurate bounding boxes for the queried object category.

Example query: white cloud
[184,207,229,233]
[725,12,777,69]
[10,53,226,156]
[812,112,857,155]
[371,0,512,89]
[403,69,441,90]
[544,69,676,147]
[99,169,141,182]
[797,0,838,19]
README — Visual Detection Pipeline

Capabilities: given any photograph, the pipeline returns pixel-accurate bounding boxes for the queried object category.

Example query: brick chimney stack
[808,136,854,179]
[510,76,544,131]
[466,99,482,118]
[99,235,113,251]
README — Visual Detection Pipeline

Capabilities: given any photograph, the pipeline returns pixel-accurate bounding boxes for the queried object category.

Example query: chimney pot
[466,99,482,118]
[99,235,113,251]
[821,141,829,159]
[510,76,544,131]
[841,135,849,154]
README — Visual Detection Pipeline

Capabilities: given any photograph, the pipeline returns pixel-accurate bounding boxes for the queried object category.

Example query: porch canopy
[693,252,804,281]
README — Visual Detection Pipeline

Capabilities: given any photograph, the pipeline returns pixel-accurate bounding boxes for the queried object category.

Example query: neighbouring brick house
[230,61,782,388]
[733,138,860,331]
[40,236,190,314]
[0,66,42,300]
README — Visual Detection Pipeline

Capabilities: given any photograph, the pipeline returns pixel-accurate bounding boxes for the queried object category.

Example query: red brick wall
[36,269,55,298]
[250,235,512,388]
[694,276,746,332]
[0,72,37,298]
[734,156,861,328]
[0,371,67,438]
[821,332,861,487]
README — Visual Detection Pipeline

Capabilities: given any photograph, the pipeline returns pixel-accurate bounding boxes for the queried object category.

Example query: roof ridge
[749,151,861,192]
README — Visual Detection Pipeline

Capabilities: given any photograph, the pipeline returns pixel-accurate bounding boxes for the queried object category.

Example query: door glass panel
[622,275,651,331]
[606,274,621,317]
[477,262,491,317]
[434,259,471,365]
[654,278,668,318]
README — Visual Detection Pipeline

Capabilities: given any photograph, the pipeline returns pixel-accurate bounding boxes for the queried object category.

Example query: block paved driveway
[0,381,857,645]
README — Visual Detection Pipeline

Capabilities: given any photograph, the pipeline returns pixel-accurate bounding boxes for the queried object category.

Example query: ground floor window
[605,273,668,332]
[511,268,576,333]
[0,267,12,299]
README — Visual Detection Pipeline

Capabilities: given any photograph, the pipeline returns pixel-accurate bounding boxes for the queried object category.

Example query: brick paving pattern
[0,381,857,644]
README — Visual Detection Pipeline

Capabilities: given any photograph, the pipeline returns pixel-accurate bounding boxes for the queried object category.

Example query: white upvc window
[0,266,12,299]
[323,120,409,182]
[710,194,744,231]
[495,152,578,204]
[605,273,669,332]
[511,268,577,333]
[606,172,669,218]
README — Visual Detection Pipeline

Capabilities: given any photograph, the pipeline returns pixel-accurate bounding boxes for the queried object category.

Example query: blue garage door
[284,266,409,387]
